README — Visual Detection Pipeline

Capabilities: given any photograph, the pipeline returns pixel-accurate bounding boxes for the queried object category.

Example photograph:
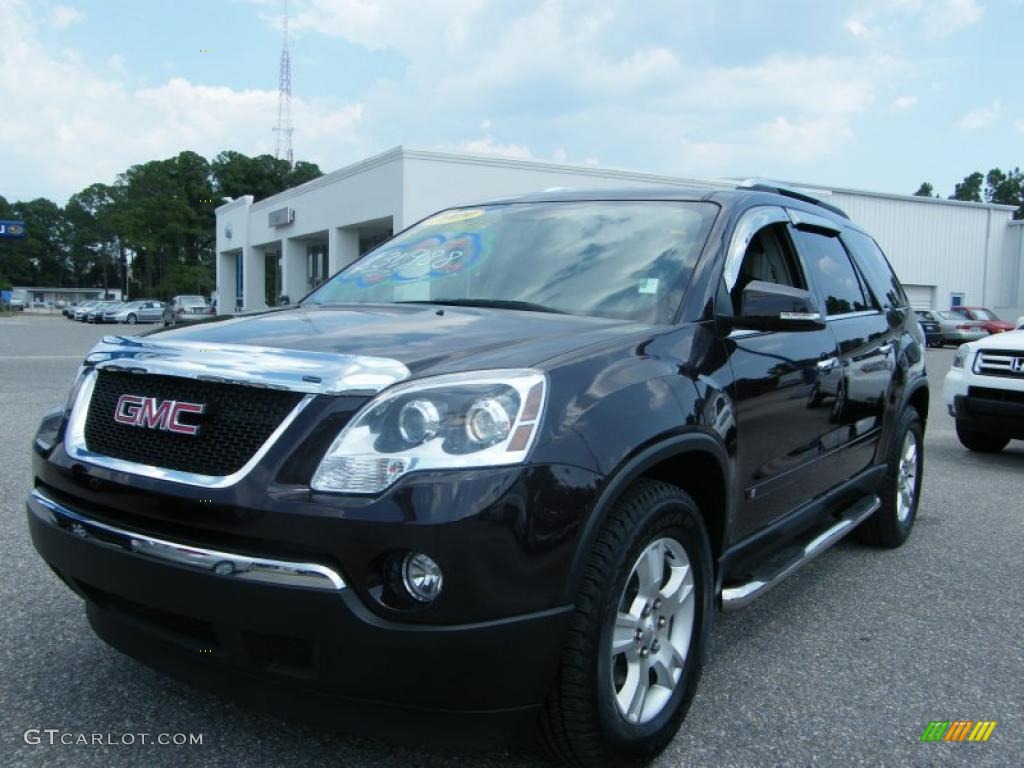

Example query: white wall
[829,190,1015,311]
[400,149,728,228]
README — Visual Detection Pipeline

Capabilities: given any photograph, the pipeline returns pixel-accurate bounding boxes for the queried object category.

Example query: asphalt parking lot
[2,315,1021,767]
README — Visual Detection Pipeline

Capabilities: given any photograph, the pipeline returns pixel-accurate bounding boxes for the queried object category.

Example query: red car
[950,306,1016,334]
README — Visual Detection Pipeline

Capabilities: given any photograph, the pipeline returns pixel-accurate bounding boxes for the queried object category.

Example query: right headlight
[311,369,547,494]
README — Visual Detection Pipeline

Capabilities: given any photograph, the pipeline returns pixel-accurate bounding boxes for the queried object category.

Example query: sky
[0,0,1021,204]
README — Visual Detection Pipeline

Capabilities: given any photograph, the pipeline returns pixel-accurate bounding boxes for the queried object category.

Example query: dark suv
[28,185,927,767]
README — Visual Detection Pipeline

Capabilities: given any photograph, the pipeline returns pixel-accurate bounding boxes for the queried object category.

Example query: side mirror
[736,280,826,332]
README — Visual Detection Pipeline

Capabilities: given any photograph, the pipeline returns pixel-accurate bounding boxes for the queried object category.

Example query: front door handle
[878,343,893,355]
[817,357,840,371]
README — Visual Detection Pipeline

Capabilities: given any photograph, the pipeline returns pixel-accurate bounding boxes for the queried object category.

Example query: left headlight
[952,344,970,369]
[311,369,547,494]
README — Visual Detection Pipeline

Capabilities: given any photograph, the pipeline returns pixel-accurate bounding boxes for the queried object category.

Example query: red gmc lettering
[113,395,204,435]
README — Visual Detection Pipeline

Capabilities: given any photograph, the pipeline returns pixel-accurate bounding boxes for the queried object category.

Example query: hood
[968,328,1024,350]
[140,304,654,376]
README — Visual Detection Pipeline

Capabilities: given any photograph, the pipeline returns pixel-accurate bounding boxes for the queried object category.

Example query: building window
[308,244,329,289]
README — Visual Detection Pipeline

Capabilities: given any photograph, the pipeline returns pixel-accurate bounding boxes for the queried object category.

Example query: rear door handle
[878,343,893,355]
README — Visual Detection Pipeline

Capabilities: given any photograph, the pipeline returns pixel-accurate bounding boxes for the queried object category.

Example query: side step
[720,494,880,611]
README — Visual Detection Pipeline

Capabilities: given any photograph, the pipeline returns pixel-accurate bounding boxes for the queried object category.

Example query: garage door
[902,284,935,309]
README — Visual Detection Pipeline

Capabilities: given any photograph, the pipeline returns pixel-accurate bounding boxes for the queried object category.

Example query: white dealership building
[215,146,1024,319]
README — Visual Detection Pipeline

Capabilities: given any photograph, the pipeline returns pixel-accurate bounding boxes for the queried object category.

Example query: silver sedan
[933,310,987,345]
[102,300,165,325]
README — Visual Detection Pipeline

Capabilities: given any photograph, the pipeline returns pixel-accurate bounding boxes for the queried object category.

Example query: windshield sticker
[340,232,485,288]
[421,209,487,227]
[638,278,660,294]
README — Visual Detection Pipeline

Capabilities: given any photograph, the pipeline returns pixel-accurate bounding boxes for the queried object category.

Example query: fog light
[402,552,443,602]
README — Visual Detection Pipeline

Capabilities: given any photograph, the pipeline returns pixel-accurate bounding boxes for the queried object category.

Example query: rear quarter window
[842,228,908,310]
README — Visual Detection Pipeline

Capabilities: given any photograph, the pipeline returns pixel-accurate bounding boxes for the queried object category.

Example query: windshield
[304,201,718,324]
[178,296,207,306]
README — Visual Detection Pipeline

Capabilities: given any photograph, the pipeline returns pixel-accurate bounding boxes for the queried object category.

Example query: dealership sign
[0,220,27,239]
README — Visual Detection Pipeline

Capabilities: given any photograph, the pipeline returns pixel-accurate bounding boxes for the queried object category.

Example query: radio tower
[273,0,294,168]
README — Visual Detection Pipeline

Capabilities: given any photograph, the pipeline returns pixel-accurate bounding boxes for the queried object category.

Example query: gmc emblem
[114,394,205,435]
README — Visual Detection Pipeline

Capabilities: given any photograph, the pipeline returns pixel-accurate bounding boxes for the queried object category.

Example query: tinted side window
[791,229,871,316]
[842,229,907,309]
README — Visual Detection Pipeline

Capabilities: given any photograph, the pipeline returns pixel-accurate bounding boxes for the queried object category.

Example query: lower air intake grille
[83,370,304,476]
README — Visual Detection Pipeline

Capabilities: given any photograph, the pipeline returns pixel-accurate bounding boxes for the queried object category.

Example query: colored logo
[920,720,997,742]
[114,394,206,436]
[0,220,27,239]
[1011,357,1024,374]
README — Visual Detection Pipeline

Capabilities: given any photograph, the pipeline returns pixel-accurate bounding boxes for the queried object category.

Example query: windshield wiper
[395,299,567,314]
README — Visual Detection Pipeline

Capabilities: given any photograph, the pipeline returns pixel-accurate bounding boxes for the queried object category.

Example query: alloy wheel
[609,536,695,725]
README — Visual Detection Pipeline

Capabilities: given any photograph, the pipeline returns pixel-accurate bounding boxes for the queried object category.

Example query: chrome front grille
[974,350,1024,377]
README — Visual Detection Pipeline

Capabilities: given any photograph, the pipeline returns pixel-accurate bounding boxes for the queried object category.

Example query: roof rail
[737,179,849,220]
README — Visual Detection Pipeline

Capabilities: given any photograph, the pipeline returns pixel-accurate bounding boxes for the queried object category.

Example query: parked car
[944,329,1024,453]
[934,310,987,346]
[83,301,120,323]
[102,300,165,325]
[63,301,85,318]
[71,301,102,321]
[162,295,214,325]
[8,296,25,311]
[950,306,1016,334]
[28,185,928,766]
[913,310,943,347]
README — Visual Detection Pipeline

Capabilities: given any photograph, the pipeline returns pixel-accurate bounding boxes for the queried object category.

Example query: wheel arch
[563,432,731,604]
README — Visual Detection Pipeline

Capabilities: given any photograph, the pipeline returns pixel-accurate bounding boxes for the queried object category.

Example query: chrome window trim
[86,335,410,396]
[30,489,346,591]
[785,207,842,235]
[826,310,883,321]
[64,369,315,489]
[722,206,791,294]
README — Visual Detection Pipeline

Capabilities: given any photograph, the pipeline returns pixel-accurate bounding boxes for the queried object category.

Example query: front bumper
[27,487,573,734]
[945,367,1024,438]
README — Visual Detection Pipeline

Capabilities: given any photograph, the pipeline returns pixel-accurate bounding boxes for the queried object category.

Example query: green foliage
[984,167,1024,218]
[950,172,984,202]
[913,182,935,197]
[0,150,322,298]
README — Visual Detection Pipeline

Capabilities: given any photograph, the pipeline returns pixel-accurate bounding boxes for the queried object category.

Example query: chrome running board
[721,494,880,611]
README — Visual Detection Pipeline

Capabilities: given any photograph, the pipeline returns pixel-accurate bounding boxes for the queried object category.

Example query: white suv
[944,330,1024,452]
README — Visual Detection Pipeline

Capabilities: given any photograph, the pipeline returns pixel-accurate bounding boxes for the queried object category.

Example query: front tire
[126,313,137,325]
[539,480,713,767]
[858,407,923,548]
[955,421,1009,453]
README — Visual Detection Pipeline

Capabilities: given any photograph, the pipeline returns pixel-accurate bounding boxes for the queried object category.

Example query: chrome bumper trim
[30,489,346,591]
[64,369,315,488]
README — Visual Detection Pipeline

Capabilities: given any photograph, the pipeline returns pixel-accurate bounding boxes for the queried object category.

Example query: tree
[950,172,984,203]
[0,198,69,286]
[984,167,1024,218]
[212,151,322,202]
[913,182,935,197]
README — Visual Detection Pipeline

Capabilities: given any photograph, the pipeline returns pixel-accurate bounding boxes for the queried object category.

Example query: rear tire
[539,480,713,767]
[955,421,1009,453]
[858,407,923,548]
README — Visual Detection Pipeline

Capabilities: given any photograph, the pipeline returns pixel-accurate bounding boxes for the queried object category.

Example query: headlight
[952,344,970,369]
[311,369,547,494]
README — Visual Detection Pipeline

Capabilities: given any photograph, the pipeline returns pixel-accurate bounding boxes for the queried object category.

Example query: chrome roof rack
[736,178,849,220]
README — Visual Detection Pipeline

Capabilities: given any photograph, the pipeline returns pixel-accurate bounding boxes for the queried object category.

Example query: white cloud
[48,5,84,29]
[0,0,364,201]
[893,95,917,110]
[922,0,984,37]
[1014,119,1024,135]
[844,18,872,38]
[457,136,533,159]
[956,101,1001,131]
